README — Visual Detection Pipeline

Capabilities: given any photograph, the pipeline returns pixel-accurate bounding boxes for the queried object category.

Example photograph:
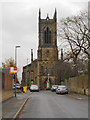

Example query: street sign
[9,67,17,74]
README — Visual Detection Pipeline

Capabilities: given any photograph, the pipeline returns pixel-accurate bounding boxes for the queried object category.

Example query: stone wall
[65,75,88,95]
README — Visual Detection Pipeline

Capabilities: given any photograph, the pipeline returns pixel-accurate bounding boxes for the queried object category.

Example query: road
[20,91,88,118]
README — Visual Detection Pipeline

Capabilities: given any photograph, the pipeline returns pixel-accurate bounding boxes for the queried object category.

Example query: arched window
[51,65,53,75]
[27,70,30,86]
[47,50,49,57]
[40,66,44,75]
[44,27,51,43]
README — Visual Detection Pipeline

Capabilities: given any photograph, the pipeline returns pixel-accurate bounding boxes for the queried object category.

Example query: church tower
[38,8,58,61]
[37,9,58,89]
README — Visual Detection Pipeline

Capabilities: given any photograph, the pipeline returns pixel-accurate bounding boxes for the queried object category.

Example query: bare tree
[58,12,90,62]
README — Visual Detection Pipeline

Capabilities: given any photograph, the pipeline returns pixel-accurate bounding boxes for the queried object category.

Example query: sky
[0,0,89,83]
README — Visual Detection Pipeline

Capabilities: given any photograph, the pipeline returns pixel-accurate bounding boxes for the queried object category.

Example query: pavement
[2,90,30,119]
[66,92,88,100]
[1,90,88,119]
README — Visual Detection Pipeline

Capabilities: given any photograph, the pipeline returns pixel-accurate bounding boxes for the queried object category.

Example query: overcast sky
[0,0,89,83]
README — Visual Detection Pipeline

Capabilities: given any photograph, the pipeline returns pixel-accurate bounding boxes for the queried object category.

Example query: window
[47,50,49,54]
[22,73,25,82]
[46,67,49,74]
[40,66,44,75]
[44,27,51,44]
[51,65,53,75]
[27,70,30,82]
[36,64,37,68]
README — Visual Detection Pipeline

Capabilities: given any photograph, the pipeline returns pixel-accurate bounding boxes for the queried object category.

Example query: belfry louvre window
[44,27,51,43]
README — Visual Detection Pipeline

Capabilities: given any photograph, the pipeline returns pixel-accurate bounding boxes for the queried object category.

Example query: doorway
[44,78,52,89]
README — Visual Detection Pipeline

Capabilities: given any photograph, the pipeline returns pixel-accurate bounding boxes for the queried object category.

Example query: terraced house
[22,9,58,89]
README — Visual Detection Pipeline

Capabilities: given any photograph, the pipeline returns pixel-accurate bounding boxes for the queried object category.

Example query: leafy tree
[16,80,20,84]
[62,50,88,75]
[2,57,20,82]
[2,57,15,68]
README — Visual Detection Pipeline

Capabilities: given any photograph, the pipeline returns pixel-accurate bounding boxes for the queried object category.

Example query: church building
[22,9,58,89]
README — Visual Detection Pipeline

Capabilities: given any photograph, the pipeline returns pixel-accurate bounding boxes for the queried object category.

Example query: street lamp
[15,45,20,97]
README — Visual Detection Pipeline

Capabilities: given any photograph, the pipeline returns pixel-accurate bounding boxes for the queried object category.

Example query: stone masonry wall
[65,75,88,95]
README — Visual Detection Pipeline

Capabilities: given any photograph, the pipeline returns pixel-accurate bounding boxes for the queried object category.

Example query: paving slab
[2,92,30,119]
[67,92,88,100]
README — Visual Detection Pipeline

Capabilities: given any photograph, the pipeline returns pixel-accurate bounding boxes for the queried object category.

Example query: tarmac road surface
[20,91,88,118]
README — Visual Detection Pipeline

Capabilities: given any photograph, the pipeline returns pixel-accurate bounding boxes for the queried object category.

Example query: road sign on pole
[9,67,17,74]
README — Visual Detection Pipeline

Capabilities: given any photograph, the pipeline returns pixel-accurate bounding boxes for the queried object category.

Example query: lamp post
[15,46,20,97]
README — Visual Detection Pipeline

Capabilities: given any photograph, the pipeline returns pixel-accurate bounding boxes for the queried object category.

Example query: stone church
[22,9,58,89]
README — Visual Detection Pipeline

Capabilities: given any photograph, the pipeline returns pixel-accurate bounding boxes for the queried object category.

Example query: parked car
[51,85,58,92]
[30,85,39,92]
[13,84,21,89]
[56,85,68,94]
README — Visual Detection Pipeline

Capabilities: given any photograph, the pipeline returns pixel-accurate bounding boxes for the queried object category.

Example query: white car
[13,84,21,89]
[51,85,58,92]
[56,85,68,94]
[30,85,39,92]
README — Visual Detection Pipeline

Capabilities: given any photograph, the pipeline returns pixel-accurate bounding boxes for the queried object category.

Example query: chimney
[31,49,33,62]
